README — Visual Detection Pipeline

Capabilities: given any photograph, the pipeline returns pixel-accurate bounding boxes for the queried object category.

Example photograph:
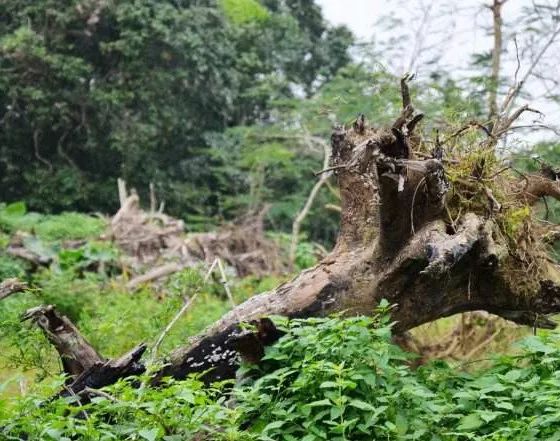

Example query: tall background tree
[0,0,352,225]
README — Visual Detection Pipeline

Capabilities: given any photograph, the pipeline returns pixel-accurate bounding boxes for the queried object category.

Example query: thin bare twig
[464,327,502,359]
[291,137,331,270]
[150,259,219,358]
[82,387,118,402]
[501,23,560,116]
[410,176,427,235]
[441,121,494,146]
[217,258,236,311]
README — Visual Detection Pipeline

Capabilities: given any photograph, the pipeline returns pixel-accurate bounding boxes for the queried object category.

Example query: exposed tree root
[24,77,560,390]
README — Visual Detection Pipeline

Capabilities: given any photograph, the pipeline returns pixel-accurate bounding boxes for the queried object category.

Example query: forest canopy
[0,0,352,232]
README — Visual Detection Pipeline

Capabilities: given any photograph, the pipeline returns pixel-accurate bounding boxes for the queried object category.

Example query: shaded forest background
[1,0,356,245]
[3,0,557,247]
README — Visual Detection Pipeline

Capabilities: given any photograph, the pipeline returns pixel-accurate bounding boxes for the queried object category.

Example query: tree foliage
[0,0,352,219]
[4,309,560,440]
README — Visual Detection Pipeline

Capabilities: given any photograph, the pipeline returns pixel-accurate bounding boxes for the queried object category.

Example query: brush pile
[109,187,285,287]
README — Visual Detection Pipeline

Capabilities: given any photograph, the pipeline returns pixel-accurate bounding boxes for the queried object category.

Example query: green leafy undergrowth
[234,310,560,441]
[0,375,252,441]
[0,202,105,241]
[4,307,560,440]
[0,254,28,280]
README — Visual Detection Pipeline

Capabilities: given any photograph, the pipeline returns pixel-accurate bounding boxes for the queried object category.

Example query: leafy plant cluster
[0,202,105,241]
[235,310,560,440]
[3,305,560,440]
[0,202,109,280]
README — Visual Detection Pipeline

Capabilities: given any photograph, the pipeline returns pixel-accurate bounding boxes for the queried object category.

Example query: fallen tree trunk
[156,78,560,383]
[28,78,560,390]
[22,305,146,396]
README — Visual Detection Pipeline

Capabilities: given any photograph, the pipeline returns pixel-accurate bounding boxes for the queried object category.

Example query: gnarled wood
[30,78,560,388]
[152,78,560,384]
[22,305,103,378]
[23,305,146,395]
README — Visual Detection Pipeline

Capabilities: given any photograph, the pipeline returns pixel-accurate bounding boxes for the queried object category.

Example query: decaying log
[61,344,146,398]
[152,77,560,384]
[126,262,185,289]
[22,305,146,394]
[22,305,103,377]
[0,278,27,301]
[6,246,52,267]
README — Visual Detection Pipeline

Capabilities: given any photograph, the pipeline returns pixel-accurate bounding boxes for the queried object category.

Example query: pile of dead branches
[184,207,284,278]
[110,184,285,288]
[110,189,188,269]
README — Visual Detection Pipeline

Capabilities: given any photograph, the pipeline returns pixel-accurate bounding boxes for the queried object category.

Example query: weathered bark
[0,278,27,301]
[29,78,560,390]
[152,79,560,384]
[520,174,560,205]
[22,305,146,395]
[22,305,104,377]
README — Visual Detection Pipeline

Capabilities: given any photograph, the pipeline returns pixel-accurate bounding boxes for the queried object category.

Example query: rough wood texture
[22,305,104,377]
[156,78,560,384]
[60,344,146,398]
[23,305,146,394]
[0,278,27,301]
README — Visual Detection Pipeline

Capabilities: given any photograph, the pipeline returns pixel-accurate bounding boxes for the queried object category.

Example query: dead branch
[126,262,185,290]
[0,278,27,301]
[150,259,218,358]
[23,304,146,395]
[519,174,560,205]
[494,105,543,137]
[6,246,52,267]
[22,305,104,378]
[500,22,560,116]
[61,343,146,398]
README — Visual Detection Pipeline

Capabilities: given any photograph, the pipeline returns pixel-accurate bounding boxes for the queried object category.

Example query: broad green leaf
[457,413,484,431]
[139,428,158,441]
